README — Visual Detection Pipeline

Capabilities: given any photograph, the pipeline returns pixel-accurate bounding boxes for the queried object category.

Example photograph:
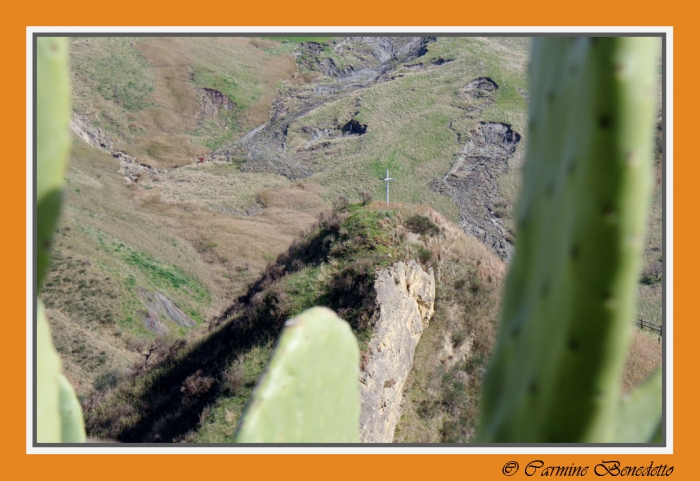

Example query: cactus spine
[477,37,660,443]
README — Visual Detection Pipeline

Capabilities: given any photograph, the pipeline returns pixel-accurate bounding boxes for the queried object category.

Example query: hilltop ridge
[83,202,506,442]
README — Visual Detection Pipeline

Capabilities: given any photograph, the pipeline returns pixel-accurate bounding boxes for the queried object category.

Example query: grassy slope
[84,203,462,442]
[292,37,530,224]
[394,208,506,442]
[45,142,328,396]
[70,37,298,167]
[45,140,211,395]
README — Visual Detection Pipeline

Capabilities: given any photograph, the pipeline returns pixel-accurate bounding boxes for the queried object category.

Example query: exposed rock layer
[435,121,521,260]
[359,260,435,443]
[69,113,167,182]
[211,37,437,179]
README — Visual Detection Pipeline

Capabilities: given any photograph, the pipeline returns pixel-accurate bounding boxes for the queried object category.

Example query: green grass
[260,36,333,44]
[189,345,272,442]
[284,37,529,224]
[71,38,155,112]
[191,64,259,115]
[88,227,209,304]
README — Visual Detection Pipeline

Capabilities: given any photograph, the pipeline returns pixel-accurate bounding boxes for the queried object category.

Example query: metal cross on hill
[383,170,395,205]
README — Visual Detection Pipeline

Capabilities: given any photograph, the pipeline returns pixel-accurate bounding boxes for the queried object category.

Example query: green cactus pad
[37,300,62,442]
[36,37,85,444]
[614,367,662,443]
[58,374,87,443]
[478,38,659,443]
[233,307,360,443]
[37,37,70,290]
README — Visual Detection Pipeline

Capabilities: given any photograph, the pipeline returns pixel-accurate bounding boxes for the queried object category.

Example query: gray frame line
[32,31,668,449]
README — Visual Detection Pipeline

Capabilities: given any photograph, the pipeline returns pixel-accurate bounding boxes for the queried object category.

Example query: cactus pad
[233,307,360,443]
[478,38,659,443]
[37,37,70,290]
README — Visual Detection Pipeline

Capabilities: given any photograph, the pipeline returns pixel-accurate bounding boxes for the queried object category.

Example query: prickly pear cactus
[58,373,87,443]
[37,300,63,442]
[477,38,659,443]
[36,37,86,443]
[614,367,662,443]
[233,307,360,443]
[37,36,71,290]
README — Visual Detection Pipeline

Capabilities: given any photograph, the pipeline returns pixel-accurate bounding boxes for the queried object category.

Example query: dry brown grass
[132,177,329,300]
[118,38,207,168]
[45,307,139,396]
[288,71,321,86]
[622,329,662,395]
[394,204,506,443]
[186,37,297,127]
[49,140,332,397]
[71,37,298,169]
[249,38,279,50]
[256,182,326,210]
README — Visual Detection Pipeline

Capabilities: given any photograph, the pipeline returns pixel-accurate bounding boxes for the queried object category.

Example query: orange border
[5,1,694,479]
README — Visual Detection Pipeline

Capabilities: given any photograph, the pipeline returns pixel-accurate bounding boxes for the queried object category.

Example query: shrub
[359,190,373,205]
[332,195,349,212]
[180,369,215,397]
[93,369,121,392]
[405,215,440,236]
[640,261,663,285]
[417,247,433,265]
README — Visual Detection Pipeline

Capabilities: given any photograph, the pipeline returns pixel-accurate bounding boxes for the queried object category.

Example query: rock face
[69,113,168,182]
[435,121,521,260]
[359,260,435,443]
[197,88,235,127]
[134,286,197,334]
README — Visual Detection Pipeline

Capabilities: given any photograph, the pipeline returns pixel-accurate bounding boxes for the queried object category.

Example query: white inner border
[26,25,674,455]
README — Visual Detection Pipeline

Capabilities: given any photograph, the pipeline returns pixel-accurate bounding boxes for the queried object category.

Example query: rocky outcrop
[69,113,167,182]
[197,88,235,127]
[359,260,435,443]
[134,286,196,334]
[435,121,521,260]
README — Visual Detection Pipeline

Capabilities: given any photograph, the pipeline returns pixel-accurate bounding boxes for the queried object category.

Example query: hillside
[43,36,663,442]
[83,202,505,442]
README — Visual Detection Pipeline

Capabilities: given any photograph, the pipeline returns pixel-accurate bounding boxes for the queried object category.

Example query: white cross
[383,170,395,205]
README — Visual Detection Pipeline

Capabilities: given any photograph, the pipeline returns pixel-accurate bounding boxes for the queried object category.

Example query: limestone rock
[135,286,196,333]
[359,260,435,443]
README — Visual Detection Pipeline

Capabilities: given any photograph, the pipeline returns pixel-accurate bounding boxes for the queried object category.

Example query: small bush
[93,369,121,391]
[640,261,663,285]
[359,190,373,205]
[333,195,349,212]
[180,369,215,397]
[417,247,433,265]
[405,215,440,236]
[222,362,245,394]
